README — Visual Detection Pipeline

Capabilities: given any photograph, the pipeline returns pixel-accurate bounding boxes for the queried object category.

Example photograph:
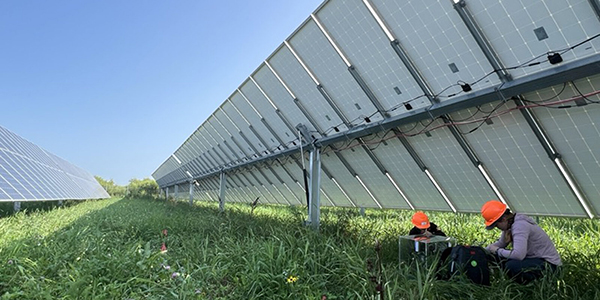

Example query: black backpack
[444,245,490,285]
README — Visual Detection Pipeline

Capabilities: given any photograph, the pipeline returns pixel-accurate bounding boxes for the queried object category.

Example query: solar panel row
[0,125,109,202]
[153,0,600,218]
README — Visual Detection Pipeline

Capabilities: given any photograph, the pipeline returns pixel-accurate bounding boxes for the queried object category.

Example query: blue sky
[1,1,323,185]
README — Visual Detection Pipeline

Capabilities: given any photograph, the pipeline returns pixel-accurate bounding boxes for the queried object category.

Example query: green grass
[0,198,599,299]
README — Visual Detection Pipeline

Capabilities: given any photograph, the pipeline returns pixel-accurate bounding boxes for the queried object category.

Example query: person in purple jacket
[481,200,562,284]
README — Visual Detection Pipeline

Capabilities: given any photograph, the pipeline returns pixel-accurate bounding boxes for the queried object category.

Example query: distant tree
[94,176,127,197]
[127,178,159,199]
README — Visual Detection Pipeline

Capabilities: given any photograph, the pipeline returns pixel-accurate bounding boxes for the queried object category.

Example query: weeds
[0,198,598,299]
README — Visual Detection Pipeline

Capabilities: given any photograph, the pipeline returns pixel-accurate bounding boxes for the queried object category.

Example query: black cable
[434,83,462,99]
[450,106,481,122]
[572,81,600,103]
[405,117,438,137]
[470,70,498,86]
[387,94,427,113]
[458,100,508,135]
[558,32,600,54]
[519,82,568,108]
[230,35,600,167]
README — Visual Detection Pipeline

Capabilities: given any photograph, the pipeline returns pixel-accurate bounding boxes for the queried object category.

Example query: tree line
[94,176,159,199]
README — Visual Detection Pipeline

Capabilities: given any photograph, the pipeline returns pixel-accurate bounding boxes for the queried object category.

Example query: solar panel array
[153,0,600,218]
[0,125,109,202]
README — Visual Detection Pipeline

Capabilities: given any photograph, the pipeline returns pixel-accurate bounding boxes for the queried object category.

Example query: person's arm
[427,223,446,236]
[409,226,421,235]
[486,231,509,251]
[497,224,529,260]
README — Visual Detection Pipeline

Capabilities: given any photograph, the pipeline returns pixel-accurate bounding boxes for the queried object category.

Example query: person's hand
[488,245,499,254]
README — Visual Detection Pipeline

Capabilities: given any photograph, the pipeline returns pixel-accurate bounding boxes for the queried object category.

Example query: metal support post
[174,184,179,201]
[308,147,322,231]
[219,172,226,212]
[189,181,194,205]
[14,201,21,212]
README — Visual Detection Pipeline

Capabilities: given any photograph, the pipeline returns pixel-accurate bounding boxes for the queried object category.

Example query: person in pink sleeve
[481,200,562,284]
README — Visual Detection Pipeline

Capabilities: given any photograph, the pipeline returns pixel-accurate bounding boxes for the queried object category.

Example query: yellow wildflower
[286,275,298,284]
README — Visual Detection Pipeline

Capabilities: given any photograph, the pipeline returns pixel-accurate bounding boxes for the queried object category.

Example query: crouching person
[409,211,446,237]
[481,200,562,284]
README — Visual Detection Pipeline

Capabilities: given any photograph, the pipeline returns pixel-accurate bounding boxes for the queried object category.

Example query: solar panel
[153,0,600,219]
[0,125,109,202]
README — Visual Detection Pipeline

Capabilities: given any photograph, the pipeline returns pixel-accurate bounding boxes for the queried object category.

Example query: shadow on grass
[1,197,599,299]
[0,199,88,219]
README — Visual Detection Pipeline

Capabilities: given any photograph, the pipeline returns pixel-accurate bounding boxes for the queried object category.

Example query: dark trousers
[489,255,558,284]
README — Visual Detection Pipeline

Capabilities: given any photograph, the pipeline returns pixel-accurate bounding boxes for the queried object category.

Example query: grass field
[1,197,599,299]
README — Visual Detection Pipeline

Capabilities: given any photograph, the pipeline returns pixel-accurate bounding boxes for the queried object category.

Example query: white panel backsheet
[226,176,248,203]
[450,101,585,216]
[177,143,194,165]
[252,64,317,138]
[221,101,268,156]
[192,133,218,167]
[467,0,600,80]
[319,175,354,207]
[200,129,231,166]
[208,117,246,160]
[333,144,409,209]
[268,45,348,134]
[269,162,303,205]
[229,173,254,203]
[320,152,376,207]
[400,120,497,212]
[231,171,260,202]
[316,0,430,116]
[245,168,282,205]
[371,131,452,210]
[185,159,202,177]
[258,164,292,204]
[369,0,501,98]
[204,122,233,163]
[223,174,249,203]
[239,79,297,150]
[153,0,599,218]
[190,157,208,175]
[213,110,254,158]
[230,91,279,152]
[524,77,600,216]
[288,18,384,126]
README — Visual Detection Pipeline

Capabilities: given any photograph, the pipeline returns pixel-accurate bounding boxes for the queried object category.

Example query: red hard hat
[481,200,507,227]
[412,211,430,229]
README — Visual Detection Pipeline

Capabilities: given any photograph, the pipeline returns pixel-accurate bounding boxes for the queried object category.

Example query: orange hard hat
[412,211,430,229]
[481,200,507,228]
